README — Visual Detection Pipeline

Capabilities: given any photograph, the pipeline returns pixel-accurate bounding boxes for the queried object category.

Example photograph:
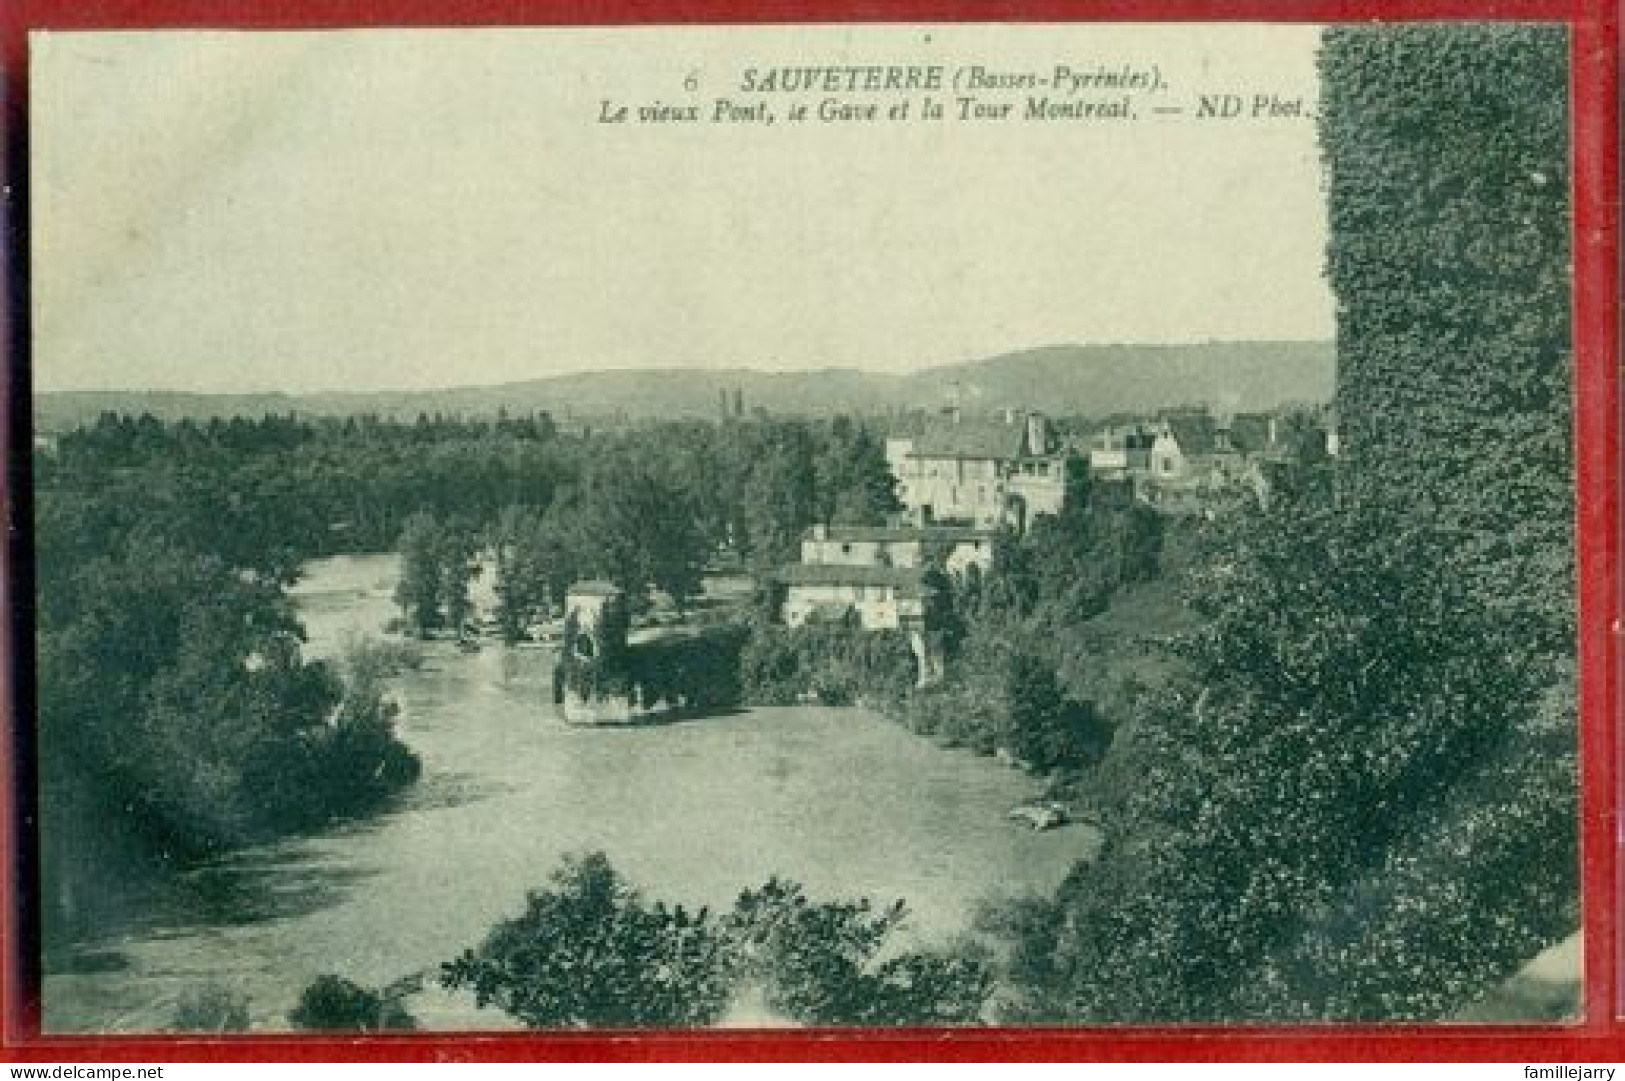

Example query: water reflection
[51,948,131,976]
[157,849,380,933]
[389,769,512,815]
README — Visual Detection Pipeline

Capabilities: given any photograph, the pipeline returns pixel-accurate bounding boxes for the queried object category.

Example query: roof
[1228,413,1275,455]
[805,524,995,544]
[1161,412,1218,456]
[801,603,864,625]
[776,564,931,596]
[566,579,624,597]
[907,419,1027,461]
[1093,424,1156,451]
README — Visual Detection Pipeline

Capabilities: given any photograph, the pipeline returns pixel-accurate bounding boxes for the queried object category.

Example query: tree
[998,653,1082,772]
[440,852,734,1028]
[440,856,993,1029]
[394,511,478,637]
[815,418,901,526]
[741,428,818,569]
[395,511,446,637]
[642,484,708,613]
[530,498,592,618]
[1004,491,1572,1022]
[724,877,992,1026]
[1322,23,1573,646]
[34,485,421,954]
[490,506,546,644]
[436,519,480,636]
[919,562,965,662]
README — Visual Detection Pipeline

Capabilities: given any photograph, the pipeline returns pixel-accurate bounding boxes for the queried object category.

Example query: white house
[800,523,996,578]
[776,564,930,632]
[886,410,1074,532]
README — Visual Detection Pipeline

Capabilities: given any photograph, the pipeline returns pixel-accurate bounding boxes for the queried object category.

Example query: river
[43,554,1098,1032]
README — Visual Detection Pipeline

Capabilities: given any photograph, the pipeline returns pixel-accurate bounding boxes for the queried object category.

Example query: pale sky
[32,24,1333,393]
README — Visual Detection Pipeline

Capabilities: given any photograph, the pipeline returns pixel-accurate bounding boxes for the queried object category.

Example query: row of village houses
[551,402,1335,714]
[774,404,1337,659]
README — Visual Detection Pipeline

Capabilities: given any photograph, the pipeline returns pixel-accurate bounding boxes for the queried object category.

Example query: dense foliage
[41,412,899,596]
[395,511,481,637]
[626,626,751,712]
[551,604,750,715]
[998,488,1574,1021]
[1323,25,1574,644]
[40,411,564,557]
[441,853,993,1027]
[740,616,919,711]
[440,852,737,1028]
[985,24,1577,1022]
[34,481,421,953]
[724,877,993,1026]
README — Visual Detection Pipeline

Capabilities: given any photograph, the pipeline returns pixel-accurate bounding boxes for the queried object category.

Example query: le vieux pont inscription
[596,62,1313,127]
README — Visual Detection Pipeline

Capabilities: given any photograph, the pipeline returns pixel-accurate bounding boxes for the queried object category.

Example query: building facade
[799,523,996,578]
[885,410,1073,532]
[776,563,928,632]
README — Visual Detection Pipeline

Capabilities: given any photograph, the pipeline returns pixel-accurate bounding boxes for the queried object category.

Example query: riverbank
[43,554,1098,1033]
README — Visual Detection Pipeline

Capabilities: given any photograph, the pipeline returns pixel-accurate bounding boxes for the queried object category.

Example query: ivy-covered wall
[1321,23,1574,647]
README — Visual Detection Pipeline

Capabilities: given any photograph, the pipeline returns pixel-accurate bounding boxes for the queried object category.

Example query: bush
[170,984,251,1033]
[737,622,804,705]
[340,634,424,683]
[288,974,416,1032]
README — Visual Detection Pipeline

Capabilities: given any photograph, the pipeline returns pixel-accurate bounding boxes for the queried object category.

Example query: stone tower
[563,581,627,662]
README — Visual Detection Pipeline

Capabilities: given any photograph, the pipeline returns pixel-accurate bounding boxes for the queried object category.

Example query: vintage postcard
[17,16,1604,1046]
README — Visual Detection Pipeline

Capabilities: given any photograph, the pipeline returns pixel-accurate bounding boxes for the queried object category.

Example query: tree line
[42,411,899,578]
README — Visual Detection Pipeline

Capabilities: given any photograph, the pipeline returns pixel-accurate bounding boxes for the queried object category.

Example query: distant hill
[906,342,1334,416]
[33,341,1334,432]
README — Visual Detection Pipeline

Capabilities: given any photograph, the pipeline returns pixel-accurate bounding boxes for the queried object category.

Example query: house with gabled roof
[884,409,1076,532]
[1148,410,1222,479]
[775,563,932,632]
[775,519,981,687]
[800,522,996,578]
[1088,423,1155,475]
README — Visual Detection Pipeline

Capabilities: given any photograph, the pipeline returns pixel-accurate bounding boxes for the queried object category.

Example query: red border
[2,0,1618,1063]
